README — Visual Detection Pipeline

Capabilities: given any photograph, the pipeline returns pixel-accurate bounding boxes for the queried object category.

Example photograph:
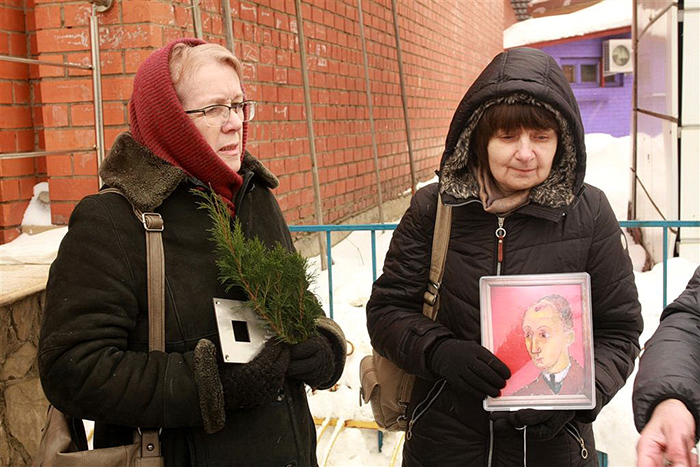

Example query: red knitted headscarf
[129,38,246,211]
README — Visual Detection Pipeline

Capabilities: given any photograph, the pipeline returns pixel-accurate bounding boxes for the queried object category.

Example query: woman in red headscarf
[38,39,346,466]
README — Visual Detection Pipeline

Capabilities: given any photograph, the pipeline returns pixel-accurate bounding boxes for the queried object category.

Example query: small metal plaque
[213,298,272,363]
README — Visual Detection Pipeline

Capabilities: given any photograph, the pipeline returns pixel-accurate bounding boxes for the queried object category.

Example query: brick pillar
[0,1,41,244]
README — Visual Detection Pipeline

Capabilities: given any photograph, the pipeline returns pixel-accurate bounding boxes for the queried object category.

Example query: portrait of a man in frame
[513,294,584,396]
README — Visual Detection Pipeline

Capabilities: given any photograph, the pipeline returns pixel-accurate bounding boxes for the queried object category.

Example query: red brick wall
[0,0,41,243]
[0,0,510,242]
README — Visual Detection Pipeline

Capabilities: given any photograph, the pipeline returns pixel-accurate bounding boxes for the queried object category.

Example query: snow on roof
[504,0,631,49]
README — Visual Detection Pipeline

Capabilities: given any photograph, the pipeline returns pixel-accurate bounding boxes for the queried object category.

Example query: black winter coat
[366,48,642,466]
[39,133,343,467]
[633,266,700,442]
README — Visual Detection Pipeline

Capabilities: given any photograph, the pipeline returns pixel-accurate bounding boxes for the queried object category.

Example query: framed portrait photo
[480,273,595,411]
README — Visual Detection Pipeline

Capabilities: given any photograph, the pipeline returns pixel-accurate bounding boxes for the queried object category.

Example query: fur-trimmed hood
[439,48,587,210]
[99,132,279,212]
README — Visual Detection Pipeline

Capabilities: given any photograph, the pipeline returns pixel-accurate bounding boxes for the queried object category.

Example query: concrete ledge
[0,265,51,308]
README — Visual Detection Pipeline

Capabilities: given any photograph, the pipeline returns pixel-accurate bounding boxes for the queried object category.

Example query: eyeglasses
[184,101,256,127]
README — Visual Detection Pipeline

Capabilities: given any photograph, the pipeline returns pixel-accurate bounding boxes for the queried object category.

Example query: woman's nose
[514,136,536,162]
[221,110,243,132]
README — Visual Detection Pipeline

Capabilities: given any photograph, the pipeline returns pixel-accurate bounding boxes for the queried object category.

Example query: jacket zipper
[487,216,507,465]
[565,423,589,459]
[495,216,506,275]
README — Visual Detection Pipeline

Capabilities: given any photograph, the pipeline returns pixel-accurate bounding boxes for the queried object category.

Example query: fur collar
[99,132,279,212]
[440,93,578,209]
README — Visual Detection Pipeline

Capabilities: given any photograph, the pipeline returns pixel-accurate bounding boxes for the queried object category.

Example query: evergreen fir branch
[193,188,323,344]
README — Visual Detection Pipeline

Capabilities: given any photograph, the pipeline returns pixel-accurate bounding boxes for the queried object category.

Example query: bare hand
[637,399,698,467]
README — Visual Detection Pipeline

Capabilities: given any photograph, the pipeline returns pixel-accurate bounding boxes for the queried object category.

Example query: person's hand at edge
[637,399,698,467]
[428,339,510,399]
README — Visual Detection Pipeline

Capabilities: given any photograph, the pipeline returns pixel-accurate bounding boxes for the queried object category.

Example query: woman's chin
[219,153,241,172]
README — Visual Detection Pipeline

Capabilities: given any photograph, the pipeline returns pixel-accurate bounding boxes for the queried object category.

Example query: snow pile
[0,226,67,265]
[21,181,52,227]
[504,0,631,49]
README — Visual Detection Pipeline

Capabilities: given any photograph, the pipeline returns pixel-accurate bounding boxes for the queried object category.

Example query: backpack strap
[99,187,165,352]
[422,196,452,321]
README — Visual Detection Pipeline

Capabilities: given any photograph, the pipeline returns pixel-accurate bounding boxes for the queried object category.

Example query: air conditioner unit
[603,39,633,75]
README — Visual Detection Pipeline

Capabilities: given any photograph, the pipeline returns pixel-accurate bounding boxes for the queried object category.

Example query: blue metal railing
[290,220,700,317]
[619,220,700,306]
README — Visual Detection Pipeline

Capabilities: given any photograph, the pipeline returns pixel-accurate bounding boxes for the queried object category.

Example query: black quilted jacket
[633,266,700,442]
[39,133,345,467]
[366,48,642,466]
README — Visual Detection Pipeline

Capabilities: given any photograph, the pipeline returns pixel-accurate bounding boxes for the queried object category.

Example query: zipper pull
[565,424,589,459]
[495,217,506,275]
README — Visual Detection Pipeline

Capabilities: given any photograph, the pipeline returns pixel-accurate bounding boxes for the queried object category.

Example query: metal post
[371,230,377,282]
[294,0,328,270]
[222,0,235,53]
[390,0,417,195]
[326,231,333,319]
[192,0,203,39]
[358,0,385,223]
[631,0,638,219]
[89,3,107,184]
[663,226,668,307]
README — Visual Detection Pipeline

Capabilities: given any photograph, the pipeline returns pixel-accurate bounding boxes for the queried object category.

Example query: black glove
[286,335,335,389]
[428,339,510,399]
[491,409,575,440]
[218,340,291,410]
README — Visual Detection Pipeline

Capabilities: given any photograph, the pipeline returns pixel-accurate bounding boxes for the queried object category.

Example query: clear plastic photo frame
[480,273,595,411]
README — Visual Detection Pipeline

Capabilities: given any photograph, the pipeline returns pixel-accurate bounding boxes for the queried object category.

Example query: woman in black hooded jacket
[366,47,642,466]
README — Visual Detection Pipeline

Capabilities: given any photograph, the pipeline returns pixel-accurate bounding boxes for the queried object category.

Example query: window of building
[559,58,599,87]
[558,58,623,88]
[603,73,623,88]
[580,64,598,83]
[562,65,575,83]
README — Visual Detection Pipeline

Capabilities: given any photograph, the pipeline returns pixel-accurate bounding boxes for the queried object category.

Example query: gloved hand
[428,339,510,399]
[218,339,291,410]
[490,409,575,440]
[286,335,335,389]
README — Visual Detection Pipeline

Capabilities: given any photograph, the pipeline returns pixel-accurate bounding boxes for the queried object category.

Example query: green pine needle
[193,188,322,344]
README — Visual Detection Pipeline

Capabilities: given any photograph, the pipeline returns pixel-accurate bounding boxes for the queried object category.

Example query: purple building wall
[541,33,633,137]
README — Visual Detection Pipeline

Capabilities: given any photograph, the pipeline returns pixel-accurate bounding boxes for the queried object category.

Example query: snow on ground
[504,0,631,49]
[3,133,698,465]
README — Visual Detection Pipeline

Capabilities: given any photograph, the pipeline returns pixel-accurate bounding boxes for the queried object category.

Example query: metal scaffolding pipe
[294,0,328,270]
[222,0,235,53]
[0,148,96,160]
[357,0,385,224]
[191,0,203,39]
[90,4,106,183]
[0,55,91,70]
[631,2,638,219]
[390,0,417,195]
